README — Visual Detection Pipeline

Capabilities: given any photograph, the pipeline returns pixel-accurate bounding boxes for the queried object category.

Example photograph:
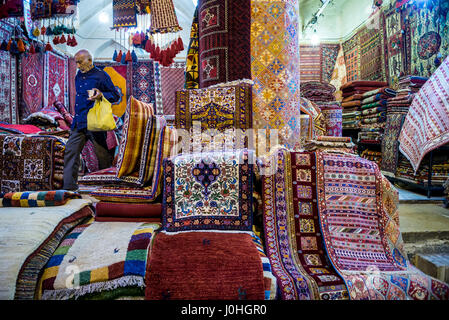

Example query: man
[63,49,121,191]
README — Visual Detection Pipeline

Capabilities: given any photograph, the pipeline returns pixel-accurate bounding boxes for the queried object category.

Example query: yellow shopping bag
[87,97,116,131]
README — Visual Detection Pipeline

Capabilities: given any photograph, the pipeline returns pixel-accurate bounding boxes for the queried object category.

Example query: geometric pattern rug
[0,51,18,124]
[43,52,69,109]
[21,53,44,116]
[315,151,449,300]
[154,61,186,116]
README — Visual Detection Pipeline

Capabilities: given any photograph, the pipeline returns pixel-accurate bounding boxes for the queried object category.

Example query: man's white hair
[75,49,93,61]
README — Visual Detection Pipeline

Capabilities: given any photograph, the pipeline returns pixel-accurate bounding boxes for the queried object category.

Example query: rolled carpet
[145,231,265,300]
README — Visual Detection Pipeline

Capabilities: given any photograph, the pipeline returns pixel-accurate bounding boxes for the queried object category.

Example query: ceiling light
[192,0,198,6]
[99,11,109,23]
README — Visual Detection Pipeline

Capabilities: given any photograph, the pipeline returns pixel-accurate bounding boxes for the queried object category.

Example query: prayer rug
[381,111,407,176]
[406,0,449,78]
[198,0,251,88]
[299,45,321,82]
[0,190,81,207]
[162,149,254,233]
[0,135,54,193]
[127,60,156,106]
[329,45,347,102]
[321,44,340,83]
[261,148,349,300]
[358,10,387,82]
[40,218,160,300]
[112,0,137,28]
[398,56,449,173]
[185,6,199,89]
[342,32,360,82]
[96,62,128,118]
[21,53,44,116]
[43,52,69,109]
[145,231,265,300]
[0,51,18,124]
[251,0,301,151]
[154,61,186,115]
[315,151,449,299]
[0,199,93,300]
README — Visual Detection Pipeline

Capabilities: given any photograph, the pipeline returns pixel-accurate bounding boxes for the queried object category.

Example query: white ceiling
[56,0,391,59]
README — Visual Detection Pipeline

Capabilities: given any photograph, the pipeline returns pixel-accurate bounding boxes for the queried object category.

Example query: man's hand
[88,88,103,101]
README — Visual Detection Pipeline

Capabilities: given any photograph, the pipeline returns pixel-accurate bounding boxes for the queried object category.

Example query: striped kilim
[342,32,360,82]
[150,0,182,33]
[262,148,349,300]
[315,151,449,299]
[398,55,449,173]
[299,45,321,82]
[112,0,137,28]
[251,0,301,151]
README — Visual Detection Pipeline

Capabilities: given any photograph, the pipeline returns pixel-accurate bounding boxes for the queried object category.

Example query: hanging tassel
[66,34,72,46]
[116,50,123,62]
[6,39,12,51]
[60,34,67,44]
[29,43,36,54]
[120,51,127,64]
[9,40,19,54]
[53,36,60,45]
[125,50,132,62]
[17,39,25,53]
[112,49,118,61]
[0,40,7,51]
[32,27,41,38]
[177,36,184,52]
[72,36,78,46]
[45,42,53,52]
[131,50,138,62]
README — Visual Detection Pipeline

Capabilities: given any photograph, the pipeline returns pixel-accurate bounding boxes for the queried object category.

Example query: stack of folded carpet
[359,87,396,129]
[314,101,343,137]
[79,96,177,222]
[396,152,449,185]
[360,149,382,167]
[386,76,428,113]
[341,81,389,130]
[358,128,383,143]
[300,81,336,103]
[303,136,357,154]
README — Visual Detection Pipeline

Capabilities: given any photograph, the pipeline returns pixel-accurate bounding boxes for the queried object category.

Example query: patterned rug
[162,150,254,233]
[112,0,137,28]
[381,111,407,176]
[251,0,301,151]
[40,218,160,300]
[0,135,55,193]
[43,52,69,109]
[358,10,387,82]
[342,32,360,82]
[185,6,199,89]
[262,148,348,300]
[96,62,128,118]
[21,53,44,116]
[68,57,78,115]
[406,0,449,78]
[127,60,156,106]
[198,0,251,88]
[145,231,266,300]
[299,45,321,82]
[321,44,340,83]
[329,45,347,102]
[398,56,449,172]
[154,61,186,115]
[315,151,449,299]
[0,51,18,124]
[316,102,342,137]
[0,199,93,300]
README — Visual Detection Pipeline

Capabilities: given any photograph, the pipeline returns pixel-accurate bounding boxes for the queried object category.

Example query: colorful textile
[154,61,186,115]
[251,0,301,150]
[145,231,266,300]
[0,135,55,193]
[43,52,69,109]
[95,62,128,118]
[162,150,254,233]
[358,10,387,82]
[316,151,449,299]
[21,53,44,116]
[150,0,181,33]
[342,32,360,82]
[0,199,93,300]
[321,44,341,83]
[127,60,156,105]
[185,6,199,89]
[0,124,41,134]
[112,0,137,28]
[406,0,449,78]
[40,219,160,300]
[299,45,321,82]
[329,45,348,101]
[0,51,18,124]
[95,202,162,218]
[78,166,123,185]
[398,56,449,172]
[0,190,81,207]
[317,102,342,137]
[198,0,251,88]
[262,149,349,300]
[115,96,154,179]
